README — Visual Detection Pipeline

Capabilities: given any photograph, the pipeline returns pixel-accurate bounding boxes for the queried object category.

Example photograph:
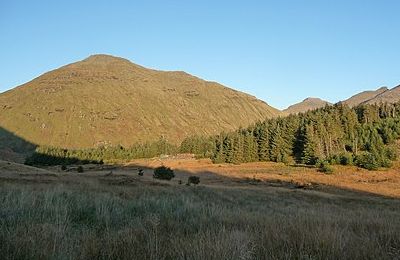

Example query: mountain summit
[283,97,331,115]
[0,54,279,148]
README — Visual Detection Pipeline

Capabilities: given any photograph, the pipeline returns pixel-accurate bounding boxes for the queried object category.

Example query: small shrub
[138,169,144,176]
[339,152,354,165]
[317,160,334,174]
[319,164,334,174]
[188,176,200,185]
[77,166,84,173]
[153,166,175,180]
[61,165,67,171]
[355,152,379,170]
[315,159,328,168]
[328,155,339,165]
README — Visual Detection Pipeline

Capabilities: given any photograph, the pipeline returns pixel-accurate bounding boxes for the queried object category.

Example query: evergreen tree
[302,124,318,165]
[269,124,290,163]
[256,124,270,161]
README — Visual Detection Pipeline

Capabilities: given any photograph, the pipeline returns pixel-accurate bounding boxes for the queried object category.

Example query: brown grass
[0,159,399,259]
[126,157,400,198]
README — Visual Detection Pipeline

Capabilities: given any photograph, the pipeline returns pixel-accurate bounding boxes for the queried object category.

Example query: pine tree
[243,130,258,162]
[256,124,270,161]
[232,133,244,164]
[223,135,234,163]
[269,124,290,163]
[302,125,318,165]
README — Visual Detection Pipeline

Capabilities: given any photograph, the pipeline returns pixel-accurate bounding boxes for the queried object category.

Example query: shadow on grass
[0,126,103,165]
[2,158,399,205]
[0,127,37,163]
[0,126,399,203]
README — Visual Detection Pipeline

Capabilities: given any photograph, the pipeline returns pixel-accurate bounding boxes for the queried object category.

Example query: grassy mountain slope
[0,54,279,149]
[364,85,400,105]
[283,97,331,115]
[341,86,388,107]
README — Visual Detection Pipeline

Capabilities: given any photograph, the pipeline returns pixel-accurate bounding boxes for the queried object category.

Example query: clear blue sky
[0,0,399,109]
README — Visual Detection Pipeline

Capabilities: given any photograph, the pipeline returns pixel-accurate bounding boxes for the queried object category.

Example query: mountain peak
[303,97,323,102]
[283,97,330,115]
[83,54,131,64]
[0,55,279,148]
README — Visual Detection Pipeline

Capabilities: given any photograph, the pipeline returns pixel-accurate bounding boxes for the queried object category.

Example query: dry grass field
[1,158,400,259]
[129,156,400,198]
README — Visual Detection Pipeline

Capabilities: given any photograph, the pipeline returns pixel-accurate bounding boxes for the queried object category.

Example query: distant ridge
[0,54,279,149]
[339,85,400,107]
[363,85,400,105]
[341,86,389,107]
[283,97,331,115]
[284,84,400,115]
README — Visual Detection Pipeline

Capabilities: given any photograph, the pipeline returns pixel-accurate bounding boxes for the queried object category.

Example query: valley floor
[0,158,399,259]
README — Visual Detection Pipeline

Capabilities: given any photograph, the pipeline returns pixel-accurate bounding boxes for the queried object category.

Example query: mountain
[283,97,331,115]
[341,86,389,107]
[363,85,400,105]
[0,54,279,149]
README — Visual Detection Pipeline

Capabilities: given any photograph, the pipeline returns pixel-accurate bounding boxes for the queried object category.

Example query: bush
[153,166,175,180]
[355,152,379,170]
[317,160,334,174]
[315,159,327,168]
[328,155,340,165]
[188,176,200,185]
[138,169,144,176]
[339,152,354,165]
[319,164,334,174]
[77,166,84,173]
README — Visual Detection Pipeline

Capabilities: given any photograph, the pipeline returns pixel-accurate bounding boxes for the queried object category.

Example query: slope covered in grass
[0,54,279,149]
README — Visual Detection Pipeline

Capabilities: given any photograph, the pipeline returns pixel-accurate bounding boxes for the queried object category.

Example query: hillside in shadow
[0,127,102,165]
[0,127,37,163]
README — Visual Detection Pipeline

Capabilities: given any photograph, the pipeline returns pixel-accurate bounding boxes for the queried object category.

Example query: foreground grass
[0,180,399,260]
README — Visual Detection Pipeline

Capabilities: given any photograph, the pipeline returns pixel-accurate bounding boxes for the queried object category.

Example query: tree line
[26,102,400,170]
[205,102,400,170]
[25,137,178,166]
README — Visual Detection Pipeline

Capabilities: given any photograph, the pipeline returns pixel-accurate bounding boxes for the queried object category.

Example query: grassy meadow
[1,160,400,260]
